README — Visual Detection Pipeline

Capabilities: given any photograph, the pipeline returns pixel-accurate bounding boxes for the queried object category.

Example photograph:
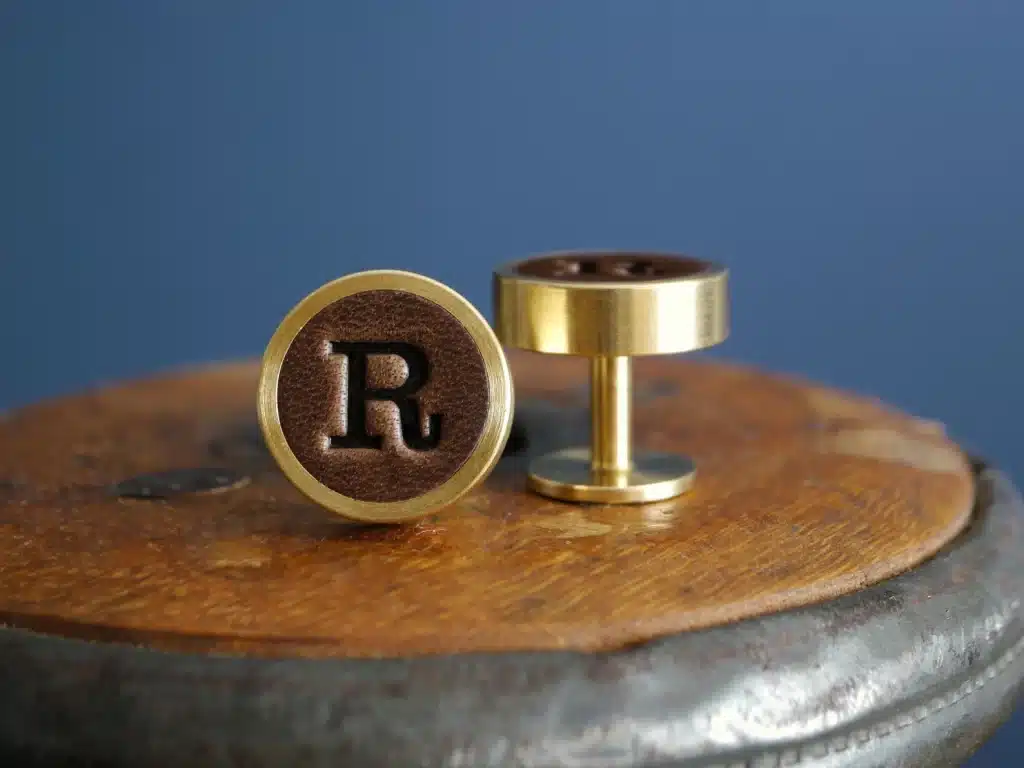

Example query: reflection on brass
[494,251,729,504]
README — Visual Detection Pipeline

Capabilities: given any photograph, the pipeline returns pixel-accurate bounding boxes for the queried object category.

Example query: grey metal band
[0,466,1021,768]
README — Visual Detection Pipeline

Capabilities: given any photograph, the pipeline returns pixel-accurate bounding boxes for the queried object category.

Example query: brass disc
[527,447,696,504]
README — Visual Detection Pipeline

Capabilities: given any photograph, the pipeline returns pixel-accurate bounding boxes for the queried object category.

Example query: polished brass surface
[494,252,728,357]
[259,270,514,523]
[527,447,696,504]
[591,356,632,473]
[494,251,728,504]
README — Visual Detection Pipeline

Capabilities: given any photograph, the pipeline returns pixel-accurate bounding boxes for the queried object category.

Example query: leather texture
[276,289,489,502]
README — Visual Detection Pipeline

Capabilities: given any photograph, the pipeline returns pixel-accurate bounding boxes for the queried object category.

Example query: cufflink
[258,270,513,523]
[494,251,729,503]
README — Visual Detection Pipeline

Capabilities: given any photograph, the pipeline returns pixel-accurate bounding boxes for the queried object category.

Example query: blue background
[1,2,1021,763]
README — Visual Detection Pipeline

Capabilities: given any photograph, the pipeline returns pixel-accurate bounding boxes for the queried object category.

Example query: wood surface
[0,352,974,658]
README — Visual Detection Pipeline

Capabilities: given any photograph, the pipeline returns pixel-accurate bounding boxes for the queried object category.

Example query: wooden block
[0,351,974,658]
[2,352,1021,768]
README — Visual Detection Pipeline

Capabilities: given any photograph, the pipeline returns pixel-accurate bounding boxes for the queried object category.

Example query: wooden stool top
[0,352,973,658]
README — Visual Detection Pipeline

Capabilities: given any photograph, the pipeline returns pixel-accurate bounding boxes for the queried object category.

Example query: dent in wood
[205,540,274,570]
[532,503,681,539]
[534,511,613,539]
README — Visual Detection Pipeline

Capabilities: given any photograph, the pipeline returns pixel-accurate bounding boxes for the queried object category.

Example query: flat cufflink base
[527,447,696,504]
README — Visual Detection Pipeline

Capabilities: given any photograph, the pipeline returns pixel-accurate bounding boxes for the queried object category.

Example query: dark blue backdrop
[1,2,1021,763]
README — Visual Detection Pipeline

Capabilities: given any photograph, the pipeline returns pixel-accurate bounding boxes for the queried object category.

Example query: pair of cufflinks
[257,251,729,523]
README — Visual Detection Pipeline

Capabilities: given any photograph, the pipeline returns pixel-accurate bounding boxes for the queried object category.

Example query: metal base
[527,446,696,504]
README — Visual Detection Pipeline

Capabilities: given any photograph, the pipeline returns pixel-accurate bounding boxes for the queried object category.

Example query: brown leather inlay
[513,252,710,282]
[275,289,489,502]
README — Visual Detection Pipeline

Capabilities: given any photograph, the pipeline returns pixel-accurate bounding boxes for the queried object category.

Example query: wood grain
[0,352,974,658]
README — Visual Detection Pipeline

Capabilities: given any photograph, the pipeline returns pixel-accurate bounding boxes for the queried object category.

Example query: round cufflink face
[258,271,513,523]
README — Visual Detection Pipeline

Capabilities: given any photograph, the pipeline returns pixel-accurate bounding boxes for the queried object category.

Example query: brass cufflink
[258,270,514,523]
[494,251,729,504]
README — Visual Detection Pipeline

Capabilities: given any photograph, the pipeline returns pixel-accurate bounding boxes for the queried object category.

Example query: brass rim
[257,270,514,523]
[493,250,729,357]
